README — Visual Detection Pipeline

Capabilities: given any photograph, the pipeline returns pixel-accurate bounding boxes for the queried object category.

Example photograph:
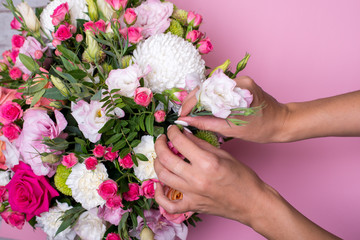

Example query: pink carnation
[0,101,23,125]
[105,195,123,209]
[61,153,78,168]
[1,123,21,141]
[9,67,22,80]
[118,153,134,169]
[7,211,26,230]
[123,183,140,202]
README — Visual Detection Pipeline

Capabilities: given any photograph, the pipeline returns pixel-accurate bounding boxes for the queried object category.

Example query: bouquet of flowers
[0,0,256,239]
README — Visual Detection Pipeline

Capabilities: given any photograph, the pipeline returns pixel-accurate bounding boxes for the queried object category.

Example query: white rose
[196,69,253,119]
[96,0,115,20]
[17,2,40,32]
[0,135,19,169]
[133,135,157,181]
[0,171,10,186]
[71,100,109,143]
[74,209,106,240]
[105,64,143,98]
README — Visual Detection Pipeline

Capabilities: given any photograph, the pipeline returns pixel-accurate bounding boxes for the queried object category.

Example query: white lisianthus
[0,171,10,186]
[133,135,157,181]
[133,33,205,93]
[74,209,106,240]
[36,201,76,240]
[196,69,253,119]
[0,135,19,169]
[96,0,115,20]
[17,2,40,32]
[66,163,108,210]
[105,64,144,98]
[71,100,109,143]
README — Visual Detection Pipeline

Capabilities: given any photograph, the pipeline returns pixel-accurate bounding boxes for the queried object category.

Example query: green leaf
[19,54,39,73]
[98,119,115,133]
[122,128,130,135]
[112,140,127,152]
[75,137,88,153]
[154,126,164,137]
[57,45,81,64]
[60,56,78,71]
[30,89,45,107]
[43,87,68,100]
[136,153,148,162]
[131,154,138,167]
[28,216,37,229]
[27,80,48,94]
[139,114,146,131]
[68,69,88,80]
[130,212,138,229]
[119,148,130,159]
[118,212,129,237]
[127,132,137,142]
[91,90,102,101]
[105,133,122,145]
[145,115,155,135]
[130,139,140,148]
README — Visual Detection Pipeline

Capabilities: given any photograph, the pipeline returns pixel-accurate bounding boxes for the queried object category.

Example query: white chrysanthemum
[74,209,106,240]
[36,201,76,240]
[66,163,108,210]
[40,0,89,39]
[0,171,10,186]
[133,135,157,181]
[133,33,206,93]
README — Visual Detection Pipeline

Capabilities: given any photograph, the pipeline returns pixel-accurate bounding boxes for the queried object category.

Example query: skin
[154,76,360,239]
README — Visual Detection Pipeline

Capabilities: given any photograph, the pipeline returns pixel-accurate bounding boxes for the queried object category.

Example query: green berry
[54,165,72,196]
[166,19,185,38]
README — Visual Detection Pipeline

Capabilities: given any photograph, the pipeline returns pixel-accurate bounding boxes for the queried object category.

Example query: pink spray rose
[123,183,140,202]
[93,144,106,158]
[50,3,69,26]
[105,195,123,209]
[0,186,9,202]
[187,11,202,27]
[34,50,43,60]
[61,153,78,168]
[9,67,22,80]
[120,27,143,44]
[197,37,213,54]
[173,89,188,105]
[98,179,118,200]
[0,101,23,125]
[1,123,21,141]
[5,162,59,221]
[154,110,166,123]
[134,87,153,107]
[95,20,106,33]
[52,39,61,48]
[186,30,203,43]
[10,50,19,64]
[124,8,137,26]
[105,0,128,11]
[11,35,26,49]
[84,156,98,170]
[10,17,22,30]
[54,25,72,41]
[104,147,119,161]
[140,179,158,199]
[76,34,83,42]
[98,204,130,225]
[0,210,25,229]
[106,233,122,240]
[118,153,134,169]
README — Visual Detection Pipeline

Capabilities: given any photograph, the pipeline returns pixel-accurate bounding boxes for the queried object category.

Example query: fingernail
[178,106,182,116]
[183,127,192,134]
[167,125,173,131]
[154,182,157,190]
[156,134,163,140]
[174,120,188,127]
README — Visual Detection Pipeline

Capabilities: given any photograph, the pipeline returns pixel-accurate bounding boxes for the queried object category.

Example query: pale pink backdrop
[1,0,360,239]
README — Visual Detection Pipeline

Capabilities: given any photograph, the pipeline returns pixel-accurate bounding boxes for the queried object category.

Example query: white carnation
[66,163,108,210]
[36,201,76,240]
[133,135,157,181]
[74,209,106,240]
[0,171,10,186]
[0,135,19,169]
[133,33,206,93]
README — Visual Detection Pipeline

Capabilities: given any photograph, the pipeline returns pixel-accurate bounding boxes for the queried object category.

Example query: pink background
[1,0,360,239]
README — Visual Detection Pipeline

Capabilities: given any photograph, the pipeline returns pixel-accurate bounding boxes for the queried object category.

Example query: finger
[155,134,192,178]
[154,156,188,191]
[179,88,198,117]
[155,182,189,214]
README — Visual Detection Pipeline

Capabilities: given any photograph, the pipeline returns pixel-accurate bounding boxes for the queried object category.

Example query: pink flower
[118,153,134,169]
[104,147,119,161]
[134,87,153,107]
[95,20,106,33]
[124,8,137,26]
[68,24,77,34]
[186,30,203,43]
[98,179,118,200]
[34,50,43,60]
[173,89,188,104]
[167,141,185,159]
[140,179,158,199]
[54,25,72,41]
[106,233,122,240]
[1,124,21,141]
[52,39,61,48]
[154,110,166,123]
[11,35,26,49]
[50,3,69,26]
[187,11,202,27]
[105,195,123,209]
[84,20,106,34]
[2,51,12,63]
[61,153,78,168]
[98,204,130,225]
[7,211,26,230]
[5,162,59,221]
[10,50,19,63]
[197,37,213,54]
[120,27,143,44]
[76,34,83,42]
[0,101,23,125]
[84,157,98,170]
[0,87,22,105]
[123,183,140,201]
[105,0,127,11]
[55,49,62,56]
[93,144,106,158]
[10,17,22,30]
[22,74,30,81]
[9,67,22,80]
[0,186,9,202]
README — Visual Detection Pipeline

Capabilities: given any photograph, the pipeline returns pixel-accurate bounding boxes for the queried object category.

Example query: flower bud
[140,227,154,240]
[105,0,127,12]
[34,50,43,60]
[124,8,137,26]
[86,0,99,21]
[187,11,202,28]
[120,55,132,68]
[197,37,213,54]
[82,30,106,64]
[76,34,83,42]
[0,62,8,72]
[172,8,188,25]
[10,17,22,30]
[41,154,61,164]
[166,19,184,38]
[16,2,40,32]
[49,101,63,109]
[52,39,61,48]
[186,30,202,43]
[51,75,69,96]
[154,110,166,123]
[209,59,231,77]
[2,51,12,63]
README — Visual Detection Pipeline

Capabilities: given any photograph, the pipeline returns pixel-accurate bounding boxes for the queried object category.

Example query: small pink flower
[124,8,137,26]
[76,34,83,42]
[134,87,153,107]
[140,179,158,199]
[10,50,19,64]
[98,179,118,200]
[0,101,23,125]
[0,208,11,223]
[118,153,133,169]
[11,35,26,49]
[95,20,106,33]
[55,49,62,56]
[120,27,143,44]
[154,110,166,123]
[84,21,97,34]
[197,37,213,54]
[7,211,26,230]
[0,186,9,202]
[68,24,77,34]
[104,147,119,161]
[123,183,140,202]
[167,141,185,159]
[55,67,63,72]
[186,30,203,43]
[52,39,61,48]
[22,74,29,81]
[106,233,121,240]
[93,144,106,158]
[54,25,72,41]
[1,123,21,141]
[187,11,202,27]
[2,51,12,62]
[9,67,22,80]
[50,3,69,26]
[105,0,127,11]
[10,17,22,30]
[173,89,188,105]
[61,153,78,168]
[34,50,43,60]
[84,156,98,170]
[105,195,123,209]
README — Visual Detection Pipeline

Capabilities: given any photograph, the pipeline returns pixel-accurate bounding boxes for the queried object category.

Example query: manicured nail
[178,106,182,116]
[174,120,188,127]
[156,134,163,140]
[183,127,192,134]
[167,125,173,131]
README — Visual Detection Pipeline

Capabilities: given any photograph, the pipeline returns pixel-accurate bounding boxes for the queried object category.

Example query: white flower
[66,163,108,210]
[17,2,40,32]
[196,69,253,119]
[133,33,205,93]
[36,201,76,240]
[0,135,19,169]
[133,135,157,181]
[0,171,10,186]
[105,64,143,98]
[74,209,106,240]
[40,0,89,39]
[71,100,109,143]
[96,0,115,20]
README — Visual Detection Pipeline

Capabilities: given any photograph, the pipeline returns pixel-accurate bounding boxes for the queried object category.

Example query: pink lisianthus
[50,3,69,26]
[11,35,26,50]
[186,30,203,43]
[98,179,118,200]
[124,8,137,26]
[105,0,127,11]
[9,67,22,80]
[104,147,119,161]
[0,135,20,170]
[0,101,23,125]
[106,233,122,240]
[120,27,143,44]
[123,183,140,201]
[118,153,134,169]
[54,25,72,41]
[197,37,213,54]
[84,157,98,170]
[140,179,158,199]
[1,123,21,141]
[187,11,202,28]
[10,17,22,30]
[93,144,106,158]
[5,162,59,221]
[154,110,166,123]
[61,153,78,168]
[105,195,124,209]
[134,87,153,107]
[98,204,130,225]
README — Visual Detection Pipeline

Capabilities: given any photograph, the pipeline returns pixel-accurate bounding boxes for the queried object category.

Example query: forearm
[279,90,360,142]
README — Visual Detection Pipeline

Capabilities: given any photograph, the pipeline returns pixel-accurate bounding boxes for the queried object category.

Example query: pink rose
[50,3,69,26]
[118,153,134,169]
[186,30,203,43]
[95,20,106,33]
[98,204,130,225]
[10,17,22,30]
[54,25,72,41]
[104,147,119,161]
[9,67,22,80]
[105,195,123,209]
[6,162,59,220]
[197,37,213,55]
[105,0,127,11]
[0,87,22,105]
[173,89,188,105]
[0,186,9,202]
[84,20,106,35]
[93,144,106,158]
[98,179,118,200]
[120,27,143,44]
[7,211,26,229]
[124,8,137,26]
[187,11,202,27]
[0,101,23,125]
[11,35,26,49]
[106,233,122,240]
[140,179,157,199]
[1,123,21,141]
[0,208,11,223]
[10,50,19,63]
[134,87,153,107]
[61,153,78,168]
[154,110,166,123]
[123,183,140,202]
[52,39,61,48]
[34,50,43,60]
[84,157,98,170]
